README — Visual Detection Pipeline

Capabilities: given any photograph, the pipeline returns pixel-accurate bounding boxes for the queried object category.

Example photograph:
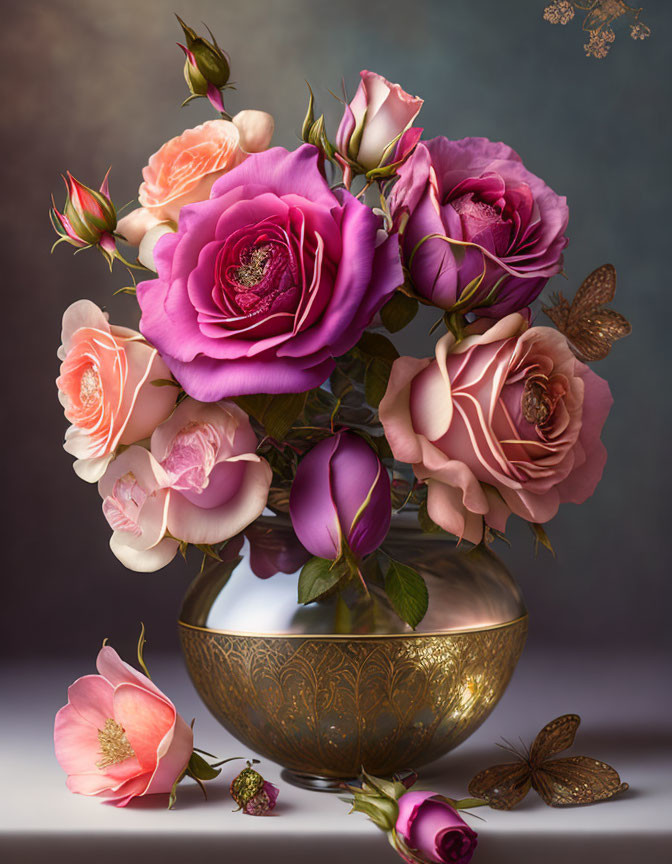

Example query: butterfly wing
[468,760,532,810]
[530,714,581,763]
[531,755,629,807]
[566,263,616,327]
[566,309,632,362]
[542,292,571,331]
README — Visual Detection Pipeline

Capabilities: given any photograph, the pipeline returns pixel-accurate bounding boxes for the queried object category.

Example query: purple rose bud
[395,791,478,864]
[289,431,391,560]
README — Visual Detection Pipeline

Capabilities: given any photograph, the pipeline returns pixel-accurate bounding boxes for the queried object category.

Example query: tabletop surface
[1,647,670,864]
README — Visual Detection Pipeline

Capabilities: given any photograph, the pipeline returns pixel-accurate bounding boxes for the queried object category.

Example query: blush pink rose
[379,314,613,543]
[336,70,423,173]
[98,445,177,572]
[54,645,193,807]
[57,300,178,483]
[118,112,274,246]
[150,398,272,546]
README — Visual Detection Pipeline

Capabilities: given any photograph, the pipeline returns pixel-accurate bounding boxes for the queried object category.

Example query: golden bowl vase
[179,515,527,791]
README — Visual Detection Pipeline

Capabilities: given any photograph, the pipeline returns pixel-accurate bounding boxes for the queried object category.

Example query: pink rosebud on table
[289,430,391,560]
[54,644,193,807]
[395,791,478,864]
[336,70,423,176]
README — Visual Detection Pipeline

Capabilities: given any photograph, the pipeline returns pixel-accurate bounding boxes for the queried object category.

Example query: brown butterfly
[543,263,631,362]
[468,714,628,809]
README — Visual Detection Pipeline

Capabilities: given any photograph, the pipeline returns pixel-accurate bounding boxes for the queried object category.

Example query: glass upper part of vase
[179,512,527,637]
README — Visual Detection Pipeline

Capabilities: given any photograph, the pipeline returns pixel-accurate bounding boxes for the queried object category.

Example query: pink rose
[57,300,177,482]
[336,70,423,174]
[98,445,177,572]
[118,112,274,246]
[54,645,193,807]
[379,314,612,543]
[150,398,272,546]
[395,791,478,864]
[98,399,272,570]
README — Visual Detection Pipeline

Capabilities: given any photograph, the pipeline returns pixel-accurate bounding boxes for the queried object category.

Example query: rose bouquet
[52,16,629,629]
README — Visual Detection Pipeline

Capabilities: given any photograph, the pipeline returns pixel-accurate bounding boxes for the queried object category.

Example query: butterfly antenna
[496,738,524,760]
[519,736,531,761]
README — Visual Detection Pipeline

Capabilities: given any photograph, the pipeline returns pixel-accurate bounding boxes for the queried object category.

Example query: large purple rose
[137,145,402,400]
[388,137,569,318]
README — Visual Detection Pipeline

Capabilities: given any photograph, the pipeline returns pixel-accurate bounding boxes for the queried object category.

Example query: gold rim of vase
[177,612,528,639]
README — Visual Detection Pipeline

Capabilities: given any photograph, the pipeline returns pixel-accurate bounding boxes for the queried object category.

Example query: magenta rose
[388,137,569,317]
[289,430,391,559]
[379,314,612,543]
[395,791,477,864]
[137,145,402,400]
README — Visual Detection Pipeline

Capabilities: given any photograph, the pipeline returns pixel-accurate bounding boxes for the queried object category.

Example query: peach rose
[379,314,613,543]
[57,300,178,482]
[54,644,193,807]
[151,398,272,546]
[118,111,274,247]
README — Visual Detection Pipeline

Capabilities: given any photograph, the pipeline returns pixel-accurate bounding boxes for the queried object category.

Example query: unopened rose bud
[50,170,119,267]
[177,15,231,115]
[335,70,423,179]
[230,762,279,815]
[289,431,392,561]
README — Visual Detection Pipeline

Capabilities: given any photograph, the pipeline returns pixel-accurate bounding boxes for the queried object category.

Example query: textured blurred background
[1,0,669,660]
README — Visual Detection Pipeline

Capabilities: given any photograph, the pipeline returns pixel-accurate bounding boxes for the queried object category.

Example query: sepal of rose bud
[300,85,335,162]
[365,127,424,181]
[177,15,231,111]
[51,170,117,251]
[230,761,279,815]
[351,790,399,831]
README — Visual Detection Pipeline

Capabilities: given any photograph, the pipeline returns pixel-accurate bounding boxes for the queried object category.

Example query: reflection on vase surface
[179,513,527,785]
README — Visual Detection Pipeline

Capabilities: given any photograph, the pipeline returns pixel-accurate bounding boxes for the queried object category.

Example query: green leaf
[195,543,223,562]
[333,594,352,634]
[418,499,443,534]
[450,796,489,810]
[355,330,399,362]
[380,291,419,333]
[365,356,392,408]
[151,378,180,388]
[168,766,187,809]
[136,622,151,680]
[529,522,555,557]
[298,557,349,604]
[235,391,308,440]
[384,559,428,629]
[186,751,221,781]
